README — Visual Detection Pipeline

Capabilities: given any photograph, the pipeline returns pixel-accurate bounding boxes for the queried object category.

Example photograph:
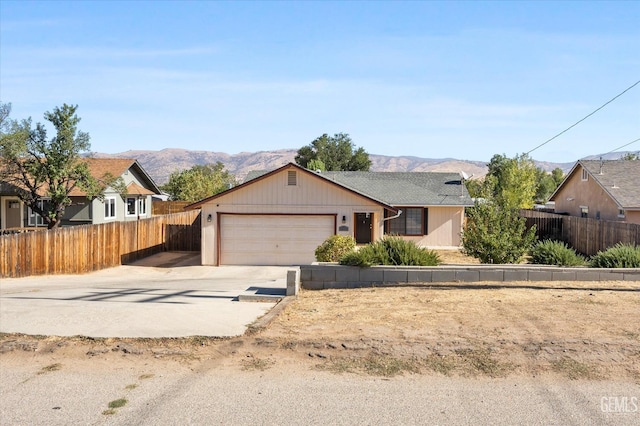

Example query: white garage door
[220,214,335,265]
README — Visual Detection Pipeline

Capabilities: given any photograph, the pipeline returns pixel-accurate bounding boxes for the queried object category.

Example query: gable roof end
[184,162,398,212]
[550,159,640,209]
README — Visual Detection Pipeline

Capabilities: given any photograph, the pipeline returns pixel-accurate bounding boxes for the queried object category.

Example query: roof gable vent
[287,170,297,186]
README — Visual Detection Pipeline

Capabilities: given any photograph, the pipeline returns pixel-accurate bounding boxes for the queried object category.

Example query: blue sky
[1,1,638,163]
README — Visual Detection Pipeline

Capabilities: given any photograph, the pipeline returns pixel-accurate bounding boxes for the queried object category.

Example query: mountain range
[93,148,633,186]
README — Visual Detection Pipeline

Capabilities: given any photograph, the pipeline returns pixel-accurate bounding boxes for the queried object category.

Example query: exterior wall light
[342,215,346,223]
[207,214,212,222]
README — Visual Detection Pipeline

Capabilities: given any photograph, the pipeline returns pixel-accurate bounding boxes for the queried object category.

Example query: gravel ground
[1,357,639,425]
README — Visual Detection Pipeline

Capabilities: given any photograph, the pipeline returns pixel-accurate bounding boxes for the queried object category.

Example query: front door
[355,213,373,244]
[5,199,22,229]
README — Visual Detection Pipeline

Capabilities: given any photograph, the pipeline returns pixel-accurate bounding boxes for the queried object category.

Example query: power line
[596,137,640,158]
[526,79,640,155]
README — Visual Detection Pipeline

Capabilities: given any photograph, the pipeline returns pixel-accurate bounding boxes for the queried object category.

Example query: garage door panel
[220,215,334,265]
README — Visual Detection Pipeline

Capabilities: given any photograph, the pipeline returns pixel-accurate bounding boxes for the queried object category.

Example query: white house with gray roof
[187,162,473,266]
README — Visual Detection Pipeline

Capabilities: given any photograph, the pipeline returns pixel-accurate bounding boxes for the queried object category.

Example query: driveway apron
[0,252,289,338]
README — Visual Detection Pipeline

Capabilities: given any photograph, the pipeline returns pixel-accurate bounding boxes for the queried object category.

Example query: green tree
[295,133,371,171]
[0,103,122,229]
[534,167,564,203]
[306,158,326,172]
[534,169,555,203]
[551,167,564,185]
[461,200,537,264]
[485,153,538,209]
[162,162,235,202]
[461,152,541,264]
[464,178,485,199]
[621,152,638,160]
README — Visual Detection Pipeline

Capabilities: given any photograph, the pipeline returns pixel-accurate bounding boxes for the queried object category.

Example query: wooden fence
[152,201,191,216]
[520,210,640,256]
[0,211,201,278]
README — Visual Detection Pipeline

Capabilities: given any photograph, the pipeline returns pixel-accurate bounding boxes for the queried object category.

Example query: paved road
[1,360,638,425]
[0,252,290,338]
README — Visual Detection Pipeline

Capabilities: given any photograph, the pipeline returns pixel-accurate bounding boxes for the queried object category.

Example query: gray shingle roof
[244,167,473,206]
[244,169,270,182]
[321,171,472,206]
[580,160,640,209]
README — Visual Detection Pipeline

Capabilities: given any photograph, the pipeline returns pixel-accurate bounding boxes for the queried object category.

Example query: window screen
[386,208,424,235]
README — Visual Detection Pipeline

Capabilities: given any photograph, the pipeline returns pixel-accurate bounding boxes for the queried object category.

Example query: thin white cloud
[0,18,66,32]
[3,46,220,59]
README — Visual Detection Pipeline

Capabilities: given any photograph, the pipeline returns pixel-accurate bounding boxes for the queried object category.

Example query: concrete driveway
[0,252,290,338]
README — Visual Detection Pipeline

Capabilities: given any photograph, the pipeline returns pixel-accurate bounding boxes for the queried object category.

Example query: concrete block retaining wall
[300,264,640,290]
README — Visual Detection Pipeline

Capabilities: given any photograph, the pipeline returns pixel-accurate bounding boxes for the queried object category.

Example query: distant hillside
[94,148,575,185]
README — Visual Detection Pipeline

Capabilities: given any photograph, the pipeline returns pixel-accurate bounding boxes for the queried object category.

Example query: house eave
[185,162,398,213]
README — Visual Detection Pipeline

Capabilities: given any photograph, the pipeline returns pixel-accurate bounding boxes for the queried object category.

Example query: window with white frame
[104,197,116,219]
[138,198,147,216]
[125,197,147,217]
[618,209,625,218]
[126,197,137,216]
[28,199,48,226]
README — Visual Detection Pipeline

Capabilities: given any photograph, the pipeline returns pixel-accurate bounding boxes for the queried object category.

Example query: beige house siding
[195,164,471,265]
[624,210,640,225]
[399,206,464,248]
[553,165,623,222]
[200,168,385,266]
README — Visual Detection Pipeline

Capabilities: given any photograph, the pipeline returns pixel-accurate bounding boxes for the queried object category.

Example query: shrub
[461,201,537,264]
[530,240,586,266]
[339,236,441,267]
[315,235,356,262]
[589,243,640,268]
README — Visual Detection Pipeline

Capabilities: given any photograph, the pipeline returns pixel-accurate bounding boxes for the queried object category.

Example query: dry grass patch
[421,354,457,376]
[552,358,600,380]
[37,363,62,375]
[262,282,640,380]
[434,249,479,264]
[320,355,421,377]
[455,348,512,378]
[241,356,275,371]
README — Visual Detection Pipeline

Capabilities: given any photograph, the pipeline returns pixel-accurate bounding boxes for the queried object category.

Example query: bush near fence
[520,209,640,256]
[0,211,201,278]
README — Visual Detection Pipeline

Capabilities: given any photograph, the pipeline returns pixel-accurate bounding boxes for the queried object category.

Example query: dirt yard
[2,275,638,382]
[257,280,640,380]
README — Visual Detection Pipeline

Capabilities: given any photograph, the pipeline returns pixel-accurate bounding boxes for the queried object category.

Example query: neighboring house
[550,159,640,224]
[186,162,473,266]
[0,158,161,229]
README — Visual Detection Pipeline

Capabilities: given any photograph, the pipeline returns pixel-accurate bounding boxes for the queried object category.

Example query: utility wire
[526,79,640,155]
[594,137,640,158]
